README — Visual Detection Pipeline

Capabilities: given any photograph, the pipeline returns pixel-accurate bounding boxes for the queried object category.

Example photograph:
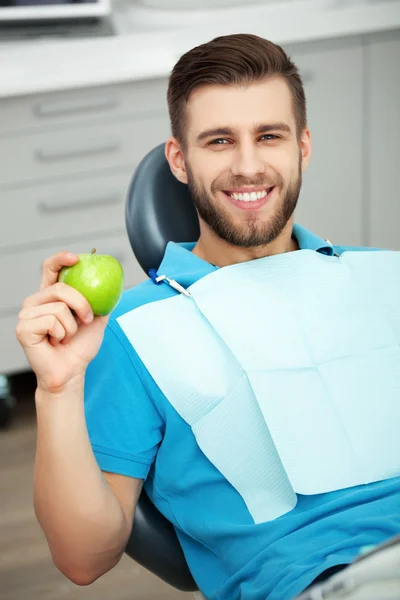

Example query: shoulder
[101,278,176,369]
[110,277,175,322]
[87,278,172,394]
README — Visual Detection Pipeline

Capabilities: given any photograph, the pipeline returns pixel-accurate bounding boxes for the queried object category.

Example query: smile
[222,186,275,210]
[224,187,274,202]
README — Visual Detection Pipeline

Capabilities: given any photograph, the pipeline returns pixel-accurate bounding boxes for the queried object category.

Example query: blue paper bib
[117,250,400,524]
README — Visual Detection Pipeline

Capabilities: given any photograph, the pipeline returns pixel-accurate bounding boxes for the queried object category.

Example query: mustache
[211,174,284,192]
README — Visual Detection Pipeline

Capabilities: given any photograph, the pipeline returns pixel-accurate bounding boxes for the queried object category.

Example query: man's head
[165,33,312,254]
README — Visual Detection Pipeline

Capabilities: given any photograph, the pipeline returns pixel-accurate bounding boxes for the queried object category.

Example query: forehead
[186,78,295,138]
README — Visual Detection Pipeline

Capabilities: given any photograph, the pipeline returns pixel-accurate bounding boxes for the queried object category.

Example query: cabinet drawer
[0,169,133,250]
[0,233,147,313]
[0,114,171,187]
[0,78,169,136]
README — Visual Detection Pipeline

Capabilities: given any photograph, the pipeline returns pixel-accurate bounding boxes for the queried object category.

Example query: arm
[34,379,143,585]
[16,251,145,585]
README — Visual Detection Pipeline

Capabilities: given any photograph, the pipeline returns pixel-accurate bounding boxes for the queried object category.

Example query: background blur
[0,0,399,598]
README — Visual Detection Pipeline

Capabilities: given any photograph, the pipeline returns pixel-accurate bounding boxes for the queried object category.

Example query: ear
[300,127,312,172]
[165,137,188,184]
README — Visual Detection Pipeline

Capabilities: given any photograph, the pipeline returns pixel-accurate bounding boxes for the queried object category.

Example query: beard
[186,156,302,248]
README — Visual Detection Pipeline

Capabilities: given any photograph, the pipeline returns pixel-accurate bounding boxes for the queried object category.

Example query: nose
[230,141,265,180]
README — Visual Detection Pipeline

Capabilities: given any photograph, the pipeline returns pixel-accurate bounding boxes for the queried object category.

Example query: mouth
[222,186,275,210]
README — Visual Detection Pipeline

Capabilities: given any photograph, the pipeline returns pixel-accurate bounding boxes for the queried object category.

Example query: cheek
[269,149,300,183]
[201,168,225,195]
[188,151,217,188]
[194,147,232,181]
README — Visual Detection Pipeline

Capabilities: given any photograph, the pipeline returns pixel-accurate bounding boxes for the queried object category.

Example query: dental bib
[117,249,400,524]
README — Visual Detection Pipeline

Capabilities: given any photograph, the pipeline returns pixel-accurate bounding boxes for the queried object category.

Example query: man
[16,34,400,600]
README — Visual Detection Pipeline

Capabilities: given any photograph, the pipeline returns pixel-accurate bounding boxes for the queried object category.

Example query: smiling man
[167,65,306,266]
[17,34,400,600]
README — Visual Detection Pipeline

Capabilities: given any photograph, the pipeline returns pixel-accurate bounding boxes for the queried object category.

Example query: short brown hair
[167,33,307,148]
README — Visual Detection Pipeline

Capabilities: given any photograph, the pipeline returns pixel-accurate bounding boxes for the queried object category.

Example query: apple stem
[91,248,96,254]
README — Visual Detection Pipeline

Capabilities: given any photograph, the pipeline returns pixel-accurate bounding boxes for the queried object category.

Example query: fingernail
[66,252,78,260]
[85,312,93,323]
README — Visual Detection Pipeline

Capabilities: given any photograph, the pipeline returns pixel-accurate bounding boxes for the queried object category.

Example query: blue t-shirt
[84,223,400,600]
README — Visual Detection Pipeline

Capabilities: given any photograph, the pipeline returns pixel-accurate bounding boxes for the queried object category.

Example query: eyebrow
[196,122,292,142]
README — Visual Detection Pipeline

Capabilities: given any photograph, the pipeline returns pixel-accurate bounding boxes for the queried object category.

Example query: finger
[16,314,66,348]
[40,251,79,290]
[22,282,93,325]
[19,302,79,344]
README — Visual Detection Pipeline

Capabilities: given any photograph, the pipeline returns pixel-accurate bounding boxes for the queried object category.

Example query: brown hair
[167,33,306,148]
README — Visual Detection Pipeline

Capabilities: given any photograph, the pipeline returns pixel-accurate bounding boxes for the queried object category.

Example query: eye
[260,134,279,141]
[209,138,230,145]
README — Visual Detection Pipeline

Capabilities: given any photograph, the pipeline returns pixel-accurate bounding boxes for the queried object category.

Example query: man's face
[181,78,309,248]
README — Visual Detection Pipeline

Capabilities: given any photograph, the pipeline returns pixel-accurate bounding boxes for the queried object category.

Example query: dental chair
[123,143,202,595]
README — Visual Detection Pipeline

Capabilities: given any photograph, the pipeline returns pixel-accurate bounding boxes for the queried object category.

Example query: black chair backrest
[124,142,199,592]
[125,490,197,591]
[125,142,200,275]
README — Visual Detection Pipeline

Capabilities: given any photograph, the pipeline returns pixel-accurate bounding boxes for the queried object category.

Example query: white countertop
[1,0,400,98]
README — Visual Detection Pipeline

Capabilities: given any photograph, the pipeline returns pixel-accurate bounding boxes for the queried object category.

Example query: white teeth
[230,189,269,202]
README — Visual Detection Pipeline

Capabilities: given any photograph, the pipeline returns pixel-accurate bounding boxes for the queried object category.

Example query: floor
[0,371,190,600]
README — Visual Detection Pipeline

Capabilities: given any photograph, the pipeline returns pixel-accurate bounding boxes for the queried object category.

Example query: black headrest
[125,143,200,275]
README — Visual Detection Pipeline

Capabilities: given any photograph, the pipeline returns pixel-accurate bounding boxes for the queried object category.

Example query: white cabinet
[0,78,168,135]
[0,169,132,250]
[0,115,171,187]
[0,78,170,375]
[367,36,400,250]
[286,43,364,246]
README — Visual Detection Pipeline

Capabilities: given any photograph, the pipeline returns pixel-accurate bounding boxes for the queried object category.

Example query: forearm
[34,377,129,584]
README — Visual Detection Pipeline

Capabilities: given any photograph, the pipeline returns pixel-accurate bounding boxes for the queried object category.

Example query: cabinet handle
[35,138,120,162]
[33,94,119,118]
[37,191,122,214]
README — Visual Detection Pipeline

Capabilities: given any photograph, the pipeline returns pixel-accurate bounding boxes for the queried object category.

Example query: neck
[192,220,299,267]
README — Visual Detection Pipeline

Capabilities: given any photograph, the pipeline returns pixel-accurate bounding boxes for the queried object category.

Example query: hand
[16,251,110,394]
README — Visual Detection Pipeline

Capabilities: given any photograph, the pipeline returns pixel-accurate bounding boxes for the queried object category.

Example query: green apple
[58,248,124,316]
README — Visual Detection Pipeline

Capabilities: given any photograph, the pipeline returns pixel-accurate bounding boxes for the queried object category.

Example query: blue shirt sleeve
[84,319,164,480]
